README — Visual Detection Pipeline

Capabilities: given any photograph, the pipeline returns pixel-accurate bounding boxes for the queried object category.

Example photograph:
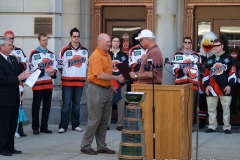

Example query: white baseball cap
[135,29,155,40]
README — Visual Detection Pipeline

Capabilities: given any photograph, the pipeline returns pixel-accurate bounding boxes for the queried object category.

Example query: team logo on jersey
[112,60,120,72]
[16,50,21,55]
[210,63,227,76]
[38,58,54,70]
[176,55,183,61]
[68,55,86,68]
[180,59,193,69]
[66,51,72,56]
[34,54,41,60]
[82,50,87,55]
[134,51,141,56]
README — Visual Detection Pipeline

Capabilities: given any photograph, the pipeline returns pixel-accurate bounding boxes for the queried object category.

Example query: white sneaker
[74,127,83,132]
[58,128,65,133]
[14,133,20,138]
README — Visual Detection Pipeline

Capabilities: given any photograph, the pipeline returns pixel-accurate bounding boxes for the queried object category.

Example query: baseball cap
[135,29,155,40]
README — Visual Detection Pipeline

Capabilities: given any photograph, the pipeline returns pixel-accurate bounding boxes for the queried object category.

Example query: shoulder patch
[176,55,183,61]
[66,51,72,56]
[82,50,87,55]
[207,59,213,64]
[34,54,41,60]
[134,51,141,56]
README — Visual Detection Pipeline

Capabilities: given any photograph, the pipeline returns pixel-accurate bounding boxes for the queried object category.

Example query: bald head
[97,33,111,52]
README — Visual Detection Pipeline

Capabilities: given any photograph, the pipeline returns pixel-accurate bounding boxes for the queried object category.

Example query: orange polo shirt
[88,47,113,87]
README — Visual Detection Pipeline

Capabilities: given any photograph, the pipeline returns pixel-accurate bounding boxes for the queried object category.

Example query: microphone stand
[164,59,205,160]
[147,59,161,159]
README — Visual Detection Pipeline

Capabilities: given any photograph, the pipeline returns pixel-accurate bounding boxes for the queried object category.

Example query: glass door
[214,20,240,124]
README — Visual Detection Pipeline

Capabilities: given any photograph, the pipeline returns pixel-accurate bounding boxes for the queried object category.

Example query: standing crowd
[0,27,237,157]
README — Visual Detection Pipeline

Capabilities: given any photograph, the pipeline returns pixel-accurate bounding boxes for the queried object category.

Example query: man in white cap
[129,29,163,84]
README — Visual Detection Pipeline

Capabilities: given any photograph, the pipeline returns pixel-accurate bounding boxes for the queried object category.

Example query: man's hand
[183,67,189,74]
[18,72,31,81]
[224,86,231,95]
[116,75,124,83]
[48,71,55,76]
[129,72,137,79]
[205,86,210,96]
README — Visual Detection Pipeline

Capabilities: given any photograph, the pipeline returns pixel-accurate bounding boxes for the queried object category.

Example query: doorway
[195,6,240,124]
[102,6,147,121]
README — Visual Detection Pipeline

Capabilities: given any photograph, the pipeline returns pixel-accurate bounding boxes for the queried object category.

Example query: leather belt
[89,82,110,89]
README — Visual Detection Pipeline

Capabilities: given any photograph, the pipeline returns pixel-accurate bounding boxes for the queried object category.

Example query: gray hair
[0,37,11,46]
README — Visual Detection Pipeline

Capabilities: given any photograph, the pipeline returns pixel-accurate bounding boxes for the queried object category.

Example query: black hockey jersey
[203,52,236,96]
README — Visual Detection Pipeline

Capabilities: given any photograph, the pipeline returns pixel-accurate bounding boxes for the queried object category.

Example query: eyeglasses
[213,44,221,47]
[184,42,191,44]
[72,36,80,38]
[8,37,14,40]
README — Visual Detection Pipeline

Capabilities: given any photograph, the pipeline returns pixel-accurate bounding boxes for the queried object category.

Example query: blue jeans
[59,86,83,131]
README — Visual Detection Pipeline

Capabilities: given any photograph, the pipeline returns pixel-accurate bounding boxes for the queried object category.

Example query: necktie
[7,56,14,69]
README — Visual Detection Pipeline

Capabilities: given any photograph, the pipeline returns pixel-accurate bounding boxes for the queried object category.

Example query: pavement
[1,124,240,160]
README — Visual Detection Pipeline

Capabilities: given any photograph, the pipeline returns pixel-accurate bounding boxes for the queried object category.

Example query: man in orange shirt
[81,33,124,155]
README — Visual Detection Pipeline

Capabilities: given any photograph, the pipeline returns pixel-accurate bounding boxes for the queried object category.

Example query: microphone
[164,58,169,65]
[147,59,153,65]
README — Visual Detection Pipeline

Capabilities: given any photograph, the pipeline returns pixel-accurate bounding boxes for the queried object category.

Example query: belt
[89,82,110,89]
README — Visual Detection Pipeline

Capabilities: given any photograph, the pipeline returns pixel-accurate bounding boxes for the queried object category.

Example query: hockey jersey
[128,44,147,71]
[29,47,57,91]
[203,52,236,96]
[10,46,27,71]
[128,44,147,84]
[172,50,201,91]
[58,42,88,87]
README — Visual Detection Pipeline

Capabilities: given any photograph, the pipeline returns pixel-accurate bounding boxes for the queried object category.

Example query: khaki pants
[206,96,232,130]
[81,83,113,150]
[108,84,126,127]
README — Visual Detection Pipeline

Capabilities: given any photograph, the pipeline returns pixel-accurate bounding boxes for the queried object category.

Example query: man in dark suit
[0,37,30,156]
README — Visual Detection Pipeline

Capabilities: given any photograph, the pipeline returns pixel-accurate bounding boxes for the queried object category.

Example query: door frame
[184,0,240,43]
[91,0,154,51]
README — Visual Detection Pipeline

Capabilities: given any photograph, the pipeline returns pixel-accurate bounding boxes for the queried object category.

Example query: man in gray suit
[0,38,30,156]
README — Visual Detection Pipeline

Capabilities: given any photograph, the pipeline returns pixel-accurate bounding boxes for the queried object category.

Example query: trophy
[118,92,147,160]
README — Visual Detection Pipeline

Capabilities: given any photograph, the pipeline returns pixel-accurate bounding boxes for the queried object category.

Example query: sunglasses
[184,42,191,44]
[9,37,14,40]
[72,36,80,38]
[213,44,221,47]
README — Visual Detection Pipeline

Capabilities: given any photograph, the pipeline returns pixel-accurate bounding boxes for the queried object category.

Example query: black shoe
[97,148,116,154]
[107,127,110,130]
[40,129,53,134]
[224,129,231,134]
[10,149,22,154]
[81,148,98,155]
[18,133,27,137]
[199,122,206,129]
[0,151,12,156]
[205,128,216,133]
[116,126,123,131]
[33,130,40,135]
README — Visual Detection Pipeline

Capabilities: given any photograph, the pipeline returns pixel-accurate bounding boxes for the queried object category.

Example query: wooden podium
[131,84,192,160]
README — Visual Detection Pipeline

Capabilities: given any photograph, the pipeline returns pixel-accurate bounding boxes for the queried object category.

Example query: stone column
[80,0,92,52]
[61,0,81,47]
[154,0,180,84]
